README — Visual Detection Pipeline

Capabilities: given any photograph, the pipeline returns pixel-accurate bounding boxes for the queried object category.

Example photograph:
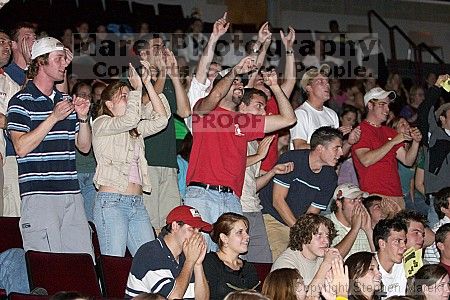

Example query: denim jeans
[78,172,96,222]
[93,192,155,257]
[183,186,242,252]
[0,248,30,295]
[404,193,430,220]
[428,195,440,227]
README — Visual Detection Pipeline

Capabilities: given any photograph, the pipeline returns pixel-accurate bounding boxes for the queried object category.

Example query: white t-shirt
[290,101,339,149]
[375,253,407,298]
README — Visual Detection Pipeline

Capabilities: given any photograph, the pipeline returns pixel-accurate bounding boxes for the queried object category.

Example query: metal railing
[368,9,444,82]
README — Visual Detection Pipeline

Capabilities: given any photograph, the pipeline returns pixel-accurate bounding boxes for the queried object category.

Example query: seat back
[8,293,48,300]
[253,262,272,284]
[0,217,23,253]
[25,251,101,297]
[98,255,133,298]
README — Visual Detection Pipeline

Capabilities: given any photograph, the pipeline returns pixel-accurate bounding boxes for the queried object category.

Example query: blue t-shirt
[7,81,80,197]
[260,149,337,225]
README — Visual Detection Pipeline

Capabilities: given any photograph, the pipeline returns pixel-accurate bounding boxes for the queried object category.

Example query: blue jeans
[0,248,30,295]
[78,172,96,222]
[428,195,440,227]
[404,193,429,219]
[93,192,155,257]
[183,186,242,252]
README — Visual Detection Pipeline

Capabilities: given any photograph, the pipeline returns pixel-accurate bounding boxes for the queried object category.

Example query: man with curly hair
[271,213,341,290]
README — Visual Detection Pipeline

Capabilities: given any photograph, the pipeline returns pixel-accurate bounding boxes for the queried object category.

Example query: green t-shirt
[144,78,178,168]
[174,115,189,140]
[76,148,97,173]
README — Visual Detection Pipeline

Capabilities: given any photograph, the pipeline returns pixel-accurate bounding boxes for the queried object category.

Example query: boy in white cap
[326,183,374,259]
[352,87,422,218]
[7,37,93,258]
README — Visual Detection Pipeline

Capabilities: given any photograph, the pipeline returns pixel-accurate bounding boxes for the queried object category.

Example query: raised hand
[52,98,74,121]
[183,232,204,265]
[350,204,363,230]
[212,12,229,38]
[258,21,272,44]
[128,63,142,90]
[64,47,73,65]
[409,127,422,143]
[330,258,349,298]
[262,69,278,87]
[391,131,412,145]
[257,135,275,159]
[338,125,352,136]
[360,205,372,233]
[72,95,90,119]
[140,60,153,85]
[21,35,32,64]
[348,126,361,145]
[435,74,450,88]
[164,48,178,78]
[234,56,257,75]
[280,26,295,49]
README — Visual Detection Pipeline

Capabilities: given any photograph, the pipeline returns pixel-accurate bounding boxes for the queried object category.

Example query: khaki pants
[263,214,290,262]
[3,156,20,217]
[143,166,181,229]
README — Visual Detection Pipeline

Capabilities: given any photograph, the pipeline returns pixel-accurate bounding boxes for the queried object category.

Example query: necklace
[366,120,381,127]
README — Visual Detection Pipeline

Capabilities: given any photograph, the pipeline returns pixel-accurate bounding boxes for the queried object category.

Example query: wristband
[286,49,294,55]
[336,297,348,300]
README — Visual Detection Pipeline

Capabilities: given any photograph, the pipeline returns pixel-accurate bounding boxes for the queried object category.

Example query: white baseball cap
[31,37,64,60]
[333,183,369,200]
[363,87,396,106]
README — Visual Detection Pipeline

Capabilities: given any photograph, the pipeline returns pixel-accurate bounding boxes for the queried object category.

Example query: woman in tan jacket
[92,63,170,257]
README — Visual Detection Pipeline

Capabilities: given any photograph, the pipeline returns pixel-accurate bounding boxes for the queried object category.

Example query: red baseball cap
[166,205,212,232]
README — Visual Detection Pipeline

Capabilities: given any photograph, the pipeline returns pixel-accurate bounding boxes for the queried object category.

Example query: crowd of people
[0,7,450,300]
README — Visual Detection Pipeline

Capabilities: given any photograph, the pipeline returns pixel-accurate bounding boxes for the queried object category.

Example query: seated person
[374,217,407,298]
[262,268,306,300]
[125,205,211,299]
[271,214,341,289]
[362,195,385,229]
[326,183,374,259]
[203,213,259,300]
[396,210,434,251]
[344,251,382,300]
[435,223,450,274]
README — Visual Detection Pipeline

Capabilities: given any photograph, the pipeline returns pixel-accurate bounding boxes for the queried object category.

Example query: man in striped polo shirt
[7,37,93,257]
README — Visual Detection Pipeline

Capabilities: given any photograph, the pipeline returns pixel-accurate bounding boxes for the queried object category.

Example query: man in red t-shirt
[352,87,422,217]
[184,57,296,250]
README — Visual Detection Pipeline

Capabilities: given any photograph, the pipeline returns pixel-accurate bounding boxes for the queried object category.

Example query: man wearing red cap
[125,205,210,299]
